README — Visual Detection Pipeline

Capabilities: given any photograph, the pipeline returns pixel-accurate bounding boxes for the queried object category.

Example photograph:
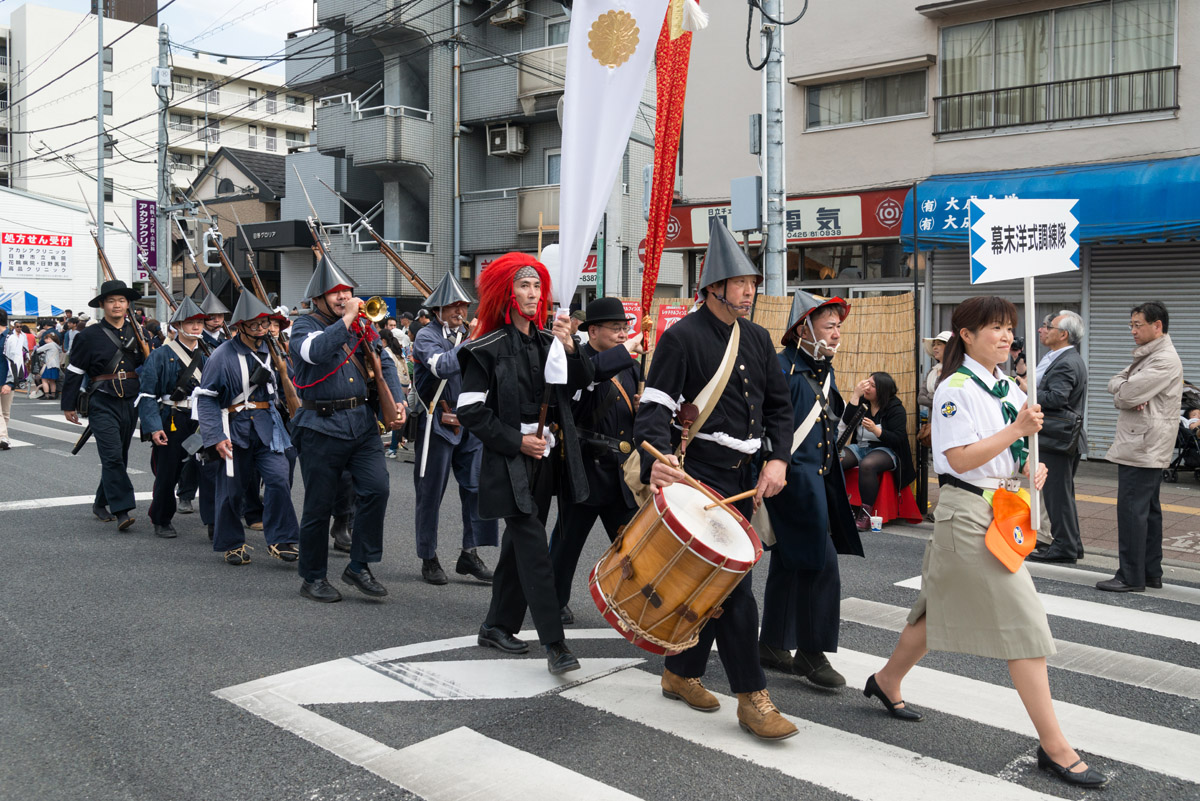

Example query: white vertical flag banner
[556,0,669,307]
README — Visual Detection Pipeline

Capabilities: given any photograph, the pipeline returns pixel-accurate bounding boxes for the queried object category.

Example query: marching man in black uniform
[411,271,497,585]
[289,256,406,603]
[136,297,218,539]
[759,291,864,689]
[195,292,300,566]
[456,253,593,675]
[634,221,797,740]
[549,296,644,623]
[62,280,148,530]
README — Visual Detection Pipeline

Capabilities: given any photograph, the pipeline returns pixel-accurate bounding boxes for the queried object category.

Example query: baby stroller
[1164,381,1200,483]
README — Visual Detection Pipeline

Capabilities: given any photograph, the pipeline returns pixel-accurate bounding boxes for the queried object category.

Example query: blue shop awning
[901,154,1200,250]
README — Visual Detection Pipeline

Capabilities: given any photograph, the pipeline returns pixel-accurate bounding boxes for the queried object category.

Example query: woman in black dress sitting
[840,372,916,529]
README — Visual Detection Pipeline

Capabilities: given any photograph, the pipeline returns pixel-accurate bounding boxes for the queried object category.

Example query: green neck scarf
[954,366,1027,466]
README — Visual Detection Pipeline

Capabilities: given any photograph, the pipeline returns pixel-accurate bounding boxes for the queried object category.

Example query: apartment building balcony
[460,184,559,252]
[461,45,565,123]
[321,226,436,296]
[0,56,8,84]
[315,94,433,169]
[168,123,288,155]
[169,82,311,126]
[0,144,9,170]
[317,0,442,40]
[934,66,1180,136]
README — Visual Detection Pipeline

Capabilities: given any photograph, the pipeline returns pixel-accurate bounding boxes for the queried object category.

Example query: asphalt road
[2,395,1199,801]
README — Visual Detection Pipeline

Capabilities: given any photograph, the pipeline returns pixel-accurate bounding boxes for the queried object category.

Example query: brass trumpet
[359,296,388,323]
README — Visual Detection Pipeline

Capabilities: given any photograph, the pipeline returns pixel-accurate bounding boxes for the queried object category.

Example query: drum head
[661,483,756,564]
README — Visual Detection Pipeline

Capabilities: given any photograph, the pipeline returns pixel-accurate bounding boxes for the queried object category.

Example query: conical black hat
[699,218,760,295]
[169,297,207,325]
[303,253,358,299]
[199,292,230,316]
[229,290,274,327]
[425,271,473,309]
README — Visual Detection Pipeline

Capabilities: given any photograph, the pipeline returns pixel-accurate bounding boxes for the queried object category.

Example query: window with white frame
[547,17,569,46]
[545,148,561,184]
[285,130,306,146]
[286,95,306,112]
[248,125,258,148]
[806,70,926,129]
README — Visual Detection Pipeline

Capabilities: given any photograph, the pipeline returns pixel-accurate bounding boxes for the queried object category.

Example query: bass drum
[589,481,762,655]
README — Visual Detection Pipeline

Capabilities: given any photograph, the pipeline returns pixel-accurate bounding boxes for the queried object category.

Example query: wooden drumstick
[638,440,736,515]
[703,489,758,511]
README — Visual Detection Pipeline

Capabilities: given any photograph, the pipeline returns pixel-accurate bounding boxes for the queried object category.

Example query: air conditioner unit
[490,0,526,27]
[487,122,528,158]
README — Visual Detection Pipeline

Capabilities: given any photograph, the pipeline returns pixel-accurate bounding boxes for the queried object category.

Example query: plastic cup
[869,515,883,532]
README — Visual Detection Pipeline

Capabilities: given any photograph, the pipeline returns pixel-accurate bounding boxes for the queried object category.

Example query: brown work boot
[737,689,798,740]
[661,668,720,712]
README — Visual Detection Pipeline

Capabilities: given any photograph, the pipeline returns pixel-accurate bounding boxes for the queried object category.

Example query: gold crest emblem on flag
[588,10,639,69]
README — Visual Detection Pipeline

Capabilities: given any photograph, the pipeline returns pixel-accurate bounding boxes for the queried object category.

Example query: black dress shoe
[546,641,581,675]
[794,650,846,688]
[300,578,342,603]
[421,557,448,585]
[329,516,352,552]
[561,605,575,625]
[1096,577,1144,593]
[456,548,494,582]
[477,624,529,654]
[153,523,178,539]
[1026,549,1076,564]
[342,565,388,597]
[176,498,194,515]
[116,511,136,531]
[1146,577,1163,589]
[1036,746,1108,788]
[758,642,794,672]
[863,674,923,721]
[93,503,115,523]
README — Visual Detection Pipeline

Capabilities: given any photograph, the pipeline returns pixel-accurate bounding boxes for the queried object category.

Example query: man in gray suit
[1028,311,1089,564]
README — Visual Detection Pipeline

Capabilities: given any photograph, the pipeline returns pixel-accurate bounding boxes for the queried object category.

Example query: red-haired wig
[472,252,553,339]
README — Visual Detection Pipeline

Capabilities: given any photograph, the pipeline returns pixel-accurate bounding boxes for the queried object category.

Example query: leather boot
[330,515,352,552]
[793,650,846,688]
[660,669,720,712]
[737,690,798,740]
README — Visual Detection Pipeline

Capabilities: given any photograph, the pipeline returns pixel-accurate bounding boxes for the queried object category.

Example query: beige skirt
[907,484,1055,660]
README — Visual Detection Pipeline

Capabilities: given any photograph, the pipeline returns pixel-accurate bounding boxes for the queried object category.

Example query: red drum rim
[654,482,763,572]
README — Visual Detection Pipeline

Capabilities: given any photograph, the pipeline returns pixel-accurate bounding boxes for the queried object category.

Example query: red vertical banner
[641,7,693,330]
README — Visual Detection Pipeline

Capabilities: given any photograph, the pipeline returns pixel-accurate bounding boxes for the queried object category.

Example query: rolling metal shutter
[1086,244,1200,455]
[930,250,1083,305]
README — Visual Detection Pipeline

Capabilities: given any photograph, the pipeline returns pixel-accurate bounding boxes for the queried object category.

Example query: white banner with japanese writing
[968,199,1079,284]
[0,231,73,279]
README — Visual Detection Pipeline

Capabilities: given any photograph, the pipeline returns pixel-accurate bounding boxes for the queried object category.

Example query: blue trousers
[295,427,389,582]
[413,429,497,559]
[212,437,299,551]
[760,536,841,653]
[89,392,138,514]
[662,459,766,695]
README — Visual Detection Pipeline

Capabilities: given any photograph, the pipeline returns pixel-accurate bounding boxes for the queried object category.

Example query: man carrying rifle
[289,256,407,603]
[410,272,497,586]
[61,280,147,530]
[195,291,300,566]
[135,298,217,540]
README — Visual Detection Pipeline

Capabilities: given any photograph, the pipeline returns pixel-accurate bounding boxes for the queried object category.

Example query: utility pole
[156,24,171,320]
[96,1,105,289]
[762,0,786,296]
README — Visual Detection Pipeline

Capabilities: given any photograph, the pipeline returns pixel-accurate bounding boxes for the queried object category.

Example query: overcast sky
[0,0,317,69]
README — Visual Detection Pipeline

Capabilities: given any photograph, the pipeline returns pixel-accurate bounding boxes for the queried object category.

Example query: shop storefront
[901,154,1200,453]
[668,187,913,300]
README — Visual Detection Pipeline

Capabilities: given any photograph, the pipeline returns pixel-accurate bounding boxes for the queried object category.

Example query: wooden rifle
[316,176,432,298]
[112,210,177,316]
[195,203,301,419]
[292,169,401,430]
[77,187,151,359]
[173,216,232,351]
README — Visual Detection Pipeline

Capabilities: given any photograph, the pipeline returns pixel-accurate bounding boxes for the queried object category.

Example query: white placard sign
[968,198,1079,284]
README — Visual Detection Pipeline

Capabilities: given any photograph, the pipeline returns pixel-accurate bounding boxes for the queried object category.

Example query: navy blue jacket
[289,309,404,441]
[136,340,207,434]
[412,321,471,446]
[196,336,280,450]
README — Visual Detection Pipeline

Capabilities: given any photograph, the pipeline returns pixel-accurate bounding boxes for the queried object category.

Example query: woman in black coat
[840,371,916,528]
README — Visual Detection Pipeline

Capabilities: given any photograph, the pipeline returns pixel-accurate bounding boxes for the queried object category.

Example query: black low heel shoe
[863,674,923,721]
[1036,746,1108,788]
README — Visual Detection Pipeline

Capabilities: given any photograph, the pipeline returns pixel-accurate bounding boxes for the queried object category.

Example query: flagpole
[1024,275,1041,531]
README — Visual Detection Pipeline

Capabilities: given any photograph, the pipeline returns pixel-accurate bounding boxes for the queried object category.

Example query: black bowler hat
[89,280,142,308]
[581,296,630,330]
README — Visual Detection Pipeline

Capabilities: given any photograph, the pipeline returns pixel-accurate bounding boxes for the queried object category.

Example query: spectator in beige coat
[1097,301,1183,593]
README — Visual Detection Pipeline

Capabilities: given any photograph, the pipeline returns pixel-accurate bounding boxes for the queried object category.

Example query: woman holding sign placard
[863,296,1108,789]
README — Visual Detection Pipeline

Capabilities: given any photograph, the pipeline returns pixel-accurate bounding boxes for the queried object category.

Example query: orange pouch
[984,486,1036,573]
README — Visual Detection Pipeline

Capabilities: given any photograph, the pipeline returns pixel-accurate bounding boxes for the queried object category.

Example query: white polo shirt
[931,354,1025,483]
